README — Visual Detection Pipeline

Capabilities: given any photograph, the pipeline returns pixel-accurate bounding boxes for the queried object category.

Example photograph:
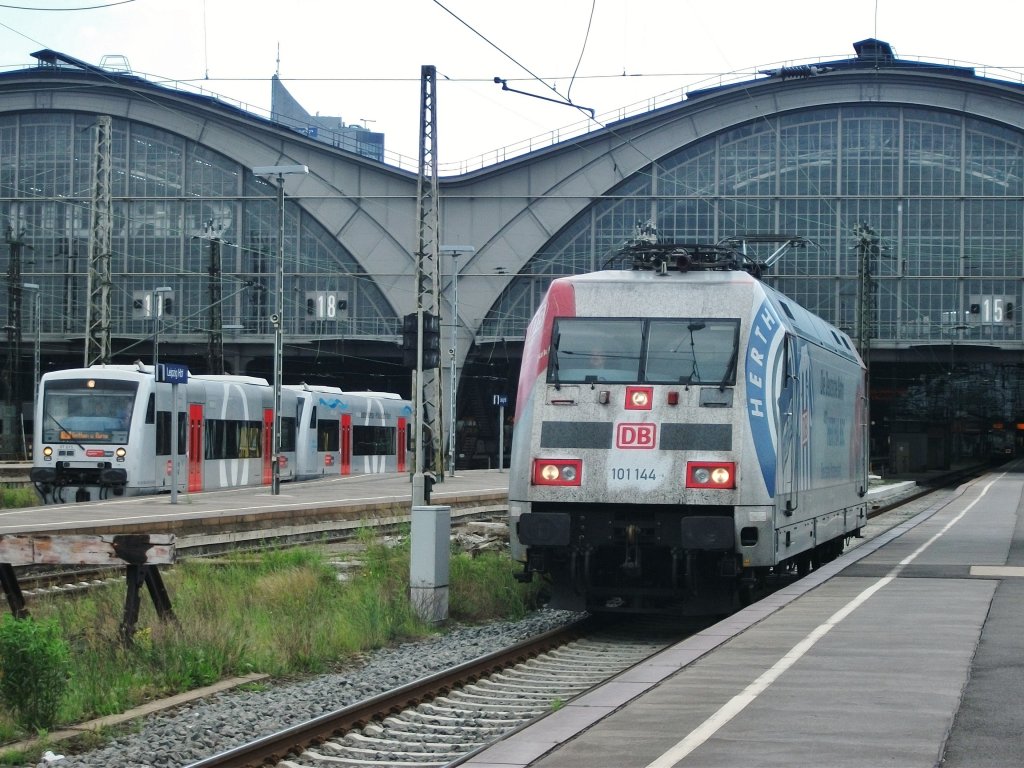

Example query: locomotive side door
[777,333,800,514]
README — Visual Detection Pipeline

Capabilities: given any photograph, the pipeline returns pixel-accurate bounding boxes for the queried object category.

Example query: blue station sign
[157,363,190,384]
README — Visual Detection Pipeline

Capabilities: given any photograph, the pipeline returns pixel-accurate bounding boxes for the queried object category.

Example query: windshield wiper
[44,411,87,451]
[719,346,739,392]
[687,323,704,382]
[550,332,561,390]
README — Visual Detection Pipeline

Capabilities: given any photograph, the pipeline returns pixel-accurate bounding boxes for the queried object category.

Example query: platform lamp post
[152,286,172,374]
[439,245,474,476]
[253,164,308,495]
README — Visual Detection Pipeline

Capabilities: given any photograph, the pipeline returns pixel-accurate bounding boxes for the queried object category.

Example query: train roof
[41,365,273,387]
[285,383,405,400]
[41,368,406,397]
[42,364,152,379]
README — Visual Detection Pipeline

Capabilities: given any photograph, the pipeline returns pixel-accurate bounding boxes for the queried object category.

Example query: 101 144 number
[610,467,657,480]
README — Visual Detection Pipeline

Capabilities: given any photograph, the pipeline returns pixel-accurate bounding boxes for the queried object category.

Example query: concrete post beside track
[410,505,450,623]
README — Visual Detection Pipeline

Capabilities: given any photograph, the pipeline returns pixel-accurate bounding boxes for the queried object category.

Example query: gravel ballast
[41,609,579,768]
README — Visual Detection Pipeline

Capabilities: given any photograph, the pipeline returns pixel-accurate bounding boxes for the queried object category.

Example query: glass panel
[353,425,396,456]
[646,319,739,384]
[550,319,643,383]
[41,378,137,444]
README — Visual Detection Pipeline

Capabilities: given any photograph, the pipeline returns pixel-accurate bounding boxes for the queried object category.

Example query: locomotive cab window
[646,319,739,385]
[549,317,739,386]
[550,319,643,383]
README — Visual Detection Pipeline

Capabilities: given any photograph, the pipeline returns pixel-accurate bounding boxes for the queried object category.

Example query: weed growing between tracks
[0,487,38,509]
[0,532,542,761]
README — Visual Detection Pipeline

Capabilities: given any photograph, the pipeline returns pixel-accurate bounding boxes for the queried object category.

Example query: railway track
[184,615,684,768]
[9,508,506,599]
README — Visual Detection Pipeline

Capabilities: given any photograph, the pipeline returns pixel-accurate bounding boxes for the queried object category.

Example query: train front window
[646,319,740,385]
[549,318,741,386]
[41,378,138,444]
[550,319,643,383]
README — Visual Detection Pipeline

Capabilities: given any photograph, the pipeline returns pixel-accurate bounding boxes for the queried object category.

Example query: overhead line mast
[84,115,113,367]
[412,64,444,505]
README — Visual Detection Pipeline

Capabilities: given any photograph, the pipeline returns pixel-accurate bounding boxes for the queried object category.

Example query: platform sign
[968,295,1015,325]
[157,363,189,384]
[493,394,508,407]
[156,363,189,505]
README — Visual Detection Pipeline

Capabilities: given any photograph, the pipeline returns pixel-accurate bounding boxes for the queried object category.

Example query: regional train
[509,240,869,614]
[29,363,411,503]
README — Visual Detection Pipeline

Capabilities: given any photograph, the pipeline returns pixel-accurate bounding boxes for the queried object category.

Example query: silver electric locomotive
[509,242,868,614]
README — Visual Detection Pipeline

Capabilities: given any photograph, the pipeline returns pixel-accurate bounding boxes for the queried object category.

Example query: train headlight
[533,458,583,486]
[686,461,735,489]
[42,446,53,458]
[625,386,653,410]
[115,447,127,460]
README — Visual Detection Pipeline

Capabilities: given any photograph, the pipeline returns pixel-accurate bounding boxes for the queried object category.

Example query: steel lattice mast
[84,115,113,367]
[413,64,444,499]
[205,224,225,375]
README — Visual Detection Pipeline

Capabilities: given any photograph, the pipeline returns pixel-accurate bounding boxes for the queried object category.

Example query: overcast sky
[2,0,1023,166]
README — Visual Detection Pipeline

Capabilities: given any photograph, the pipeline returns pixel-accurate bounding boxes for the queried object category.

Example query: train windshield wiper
[44,411,86,451]
[550,332,561,389]
[719,346,738,391]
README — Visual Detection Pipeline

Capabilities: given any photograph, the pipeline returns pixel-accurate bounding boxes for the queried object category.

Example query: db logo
[616,423,657,449]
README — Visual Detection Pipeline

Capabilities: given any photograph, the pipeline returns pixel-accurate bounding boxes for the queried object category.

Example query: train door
[187,404,203,492]
[262,408,273,485]
[397,417,407,472]
[777,334,800,514]
[341,413,352,475]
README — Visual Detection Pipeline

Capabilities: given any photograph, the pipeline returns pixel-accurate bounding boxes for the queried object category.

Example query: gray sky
[2,0,1022,166]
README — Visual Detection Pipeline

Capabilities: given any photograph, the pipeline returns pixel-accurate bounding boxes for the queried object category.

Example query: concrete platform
[461,465,1024,768]
[0,469,510,537]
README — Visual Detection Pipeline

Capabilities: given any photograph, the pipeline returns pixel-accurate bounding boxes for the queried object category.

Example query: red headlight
[624,386,653,410]
[532,458,583,486]
[686,461,735,489]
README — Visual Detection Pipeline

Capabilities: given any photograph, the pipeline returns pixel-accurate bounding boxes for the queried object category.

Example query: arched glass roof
[0,112,398,354]
[481,104,1024,347]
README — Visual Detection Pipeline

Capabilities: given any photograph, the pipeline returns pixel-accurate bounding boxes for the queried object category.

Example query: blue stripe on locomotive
[745,298,786,495]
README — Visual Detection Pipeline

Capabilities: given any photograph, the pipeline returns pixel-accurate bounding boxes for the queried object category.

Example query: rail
[184,617,592,768]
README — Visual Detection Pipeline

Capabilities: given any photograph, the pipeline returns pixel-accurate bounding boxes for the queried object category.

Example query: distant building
[271,75,384,161]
